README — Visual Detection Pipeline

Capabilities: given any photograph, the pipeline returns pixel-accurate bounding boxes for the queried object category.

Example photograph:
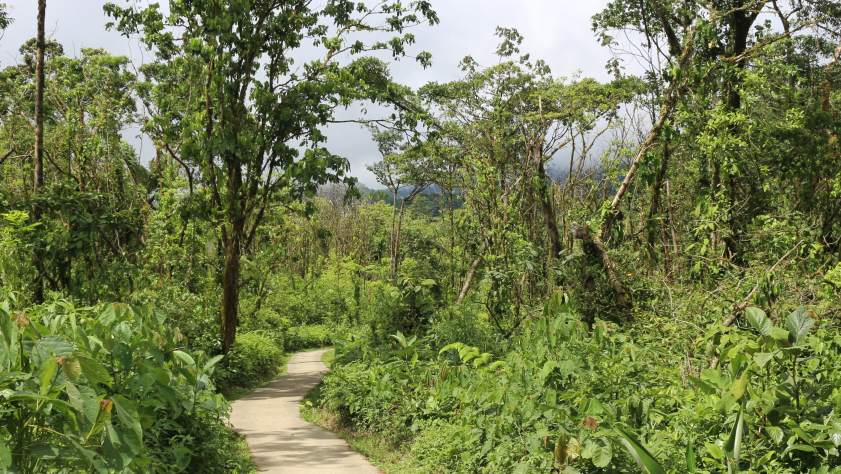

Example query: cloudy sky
[0,1,613,186]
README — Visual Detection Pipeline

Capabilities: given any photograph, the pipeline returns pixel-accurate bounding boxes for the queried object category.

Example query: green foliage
[214,332,284,393]
[0,211,38,299]
[285,325,333,352]
[314,298,841,473]
[1,1,840,473]
[0,300,245,473]
[428,303,500,355]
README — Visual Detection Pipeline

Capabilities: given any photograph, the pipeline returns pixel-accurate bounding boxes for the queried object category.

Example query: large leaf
[785,307,814,344]
[39,356,58,396]
[615,427,666,474]
[65,380,100,428]
[592,442,612,468]
[77,356,113,387]
[172,350,196,368]
[202,354,224,373]
[745,307,771,336]
[112,395,143,454]
[766,426,784,444]
[724,407,745,474]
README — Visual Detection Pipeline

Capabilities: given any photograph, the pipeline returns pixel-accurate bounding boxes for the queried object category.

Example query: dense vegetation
[1,0,840,472]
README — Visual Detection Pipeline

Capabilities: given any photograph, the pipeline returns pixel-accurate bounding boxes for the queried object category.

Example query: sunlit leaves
[785,307,815,344]
[0,300,227,471]
[745,307,771,336]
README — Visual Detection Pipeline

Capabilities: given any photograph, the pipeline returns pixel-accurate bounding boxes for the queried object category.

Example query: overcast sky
[0,0,613,186]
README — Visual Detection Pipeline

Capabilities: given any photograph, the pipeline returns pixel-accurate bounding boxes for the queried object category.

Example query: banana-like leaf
[725,407,745,474]
[615,427,666,474]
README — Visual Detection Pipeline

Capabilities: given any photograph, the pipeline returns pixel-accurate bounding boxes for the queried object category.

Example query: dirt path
[230,349,379,474]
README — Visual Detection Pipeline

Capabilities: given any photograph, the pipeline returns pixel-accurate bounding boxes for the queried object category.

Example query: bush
[285,324,332,351]
[409,420,481,473]
[428,303,500,355]
[214,331,284,392]
[318,297,841,473]
[320,359,426,443]
[0,300,244,473]
[131,283,221,355]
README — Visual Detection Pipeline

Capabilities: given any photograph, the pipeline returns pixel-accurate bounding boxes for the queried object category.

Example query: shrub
[320,358,428,443]
[409,420,481,473]
[319,299,841,473]
[130,283,220,355]
[428,303,500,355]
[285,324,332,351]
[214,331,284,392]
[0,300,242,472]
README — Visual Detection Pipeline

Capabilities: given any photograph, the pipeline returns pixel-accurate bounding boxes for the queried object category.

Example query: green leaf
[77,356,112,387]
[0,439,11,470]
[706,443,725,460]
[729,371,748,401]
[785,307,814,343]
[582,439,596,459]
[592,442,612,468]
[65,381,100,428]
[202,354,224,373]
[766,426,784,444]
[685,439,697,473]
[769,327,790,343]
[753,352,774,368]
[724,407,745,473]
[615,427,665,474]
[745,307,771,336]
[112,395,143,454]
[439,342,463,355]
[39,356,58,396]
[172,350,196,368]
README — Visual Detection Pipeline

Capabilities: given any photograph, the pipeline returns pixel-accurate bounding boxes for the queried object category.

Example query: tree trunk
[538,159,562,259]
[392,199,406,280]
[220,145,244,354]
[32,0,46,304]
[220,234,240,353]
[456,256,482,304]
[574,225,632,315]
[389,190,399,282]
[721,4,760,265]
[646,140,671,256]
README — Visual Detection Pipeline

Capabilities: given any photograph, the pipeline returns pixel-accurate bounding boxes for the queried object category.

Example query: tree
[368,128,432,282]
[106,0,438,352]
[593,0,833,260]
[1,43,148,301]
[419,29,637,322]
[0,3,11,36]
[32,0,46,303]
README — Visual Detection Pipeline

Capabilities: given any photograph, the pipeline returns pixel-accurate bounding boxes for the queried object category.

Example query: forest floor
[229,349,379,473]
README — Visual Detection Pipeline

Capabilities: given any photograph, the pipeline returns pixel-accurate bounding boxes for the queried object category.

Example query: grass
[299,378,422,474]
[321,348,335,366]
[229,430,258,473]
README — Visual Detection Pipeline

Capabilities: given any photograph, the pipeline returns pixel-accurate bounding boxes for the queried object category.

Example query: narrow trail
[230,348,379,474]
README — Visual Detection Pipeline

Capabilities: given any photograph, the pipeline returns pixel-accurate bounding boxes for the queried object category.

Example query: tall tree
[106,0,437,352]
[32,0,46,303]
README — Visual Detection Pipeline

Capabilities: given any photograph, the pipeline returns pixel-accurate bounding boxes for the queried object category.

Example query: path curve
[230,348,379,474]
